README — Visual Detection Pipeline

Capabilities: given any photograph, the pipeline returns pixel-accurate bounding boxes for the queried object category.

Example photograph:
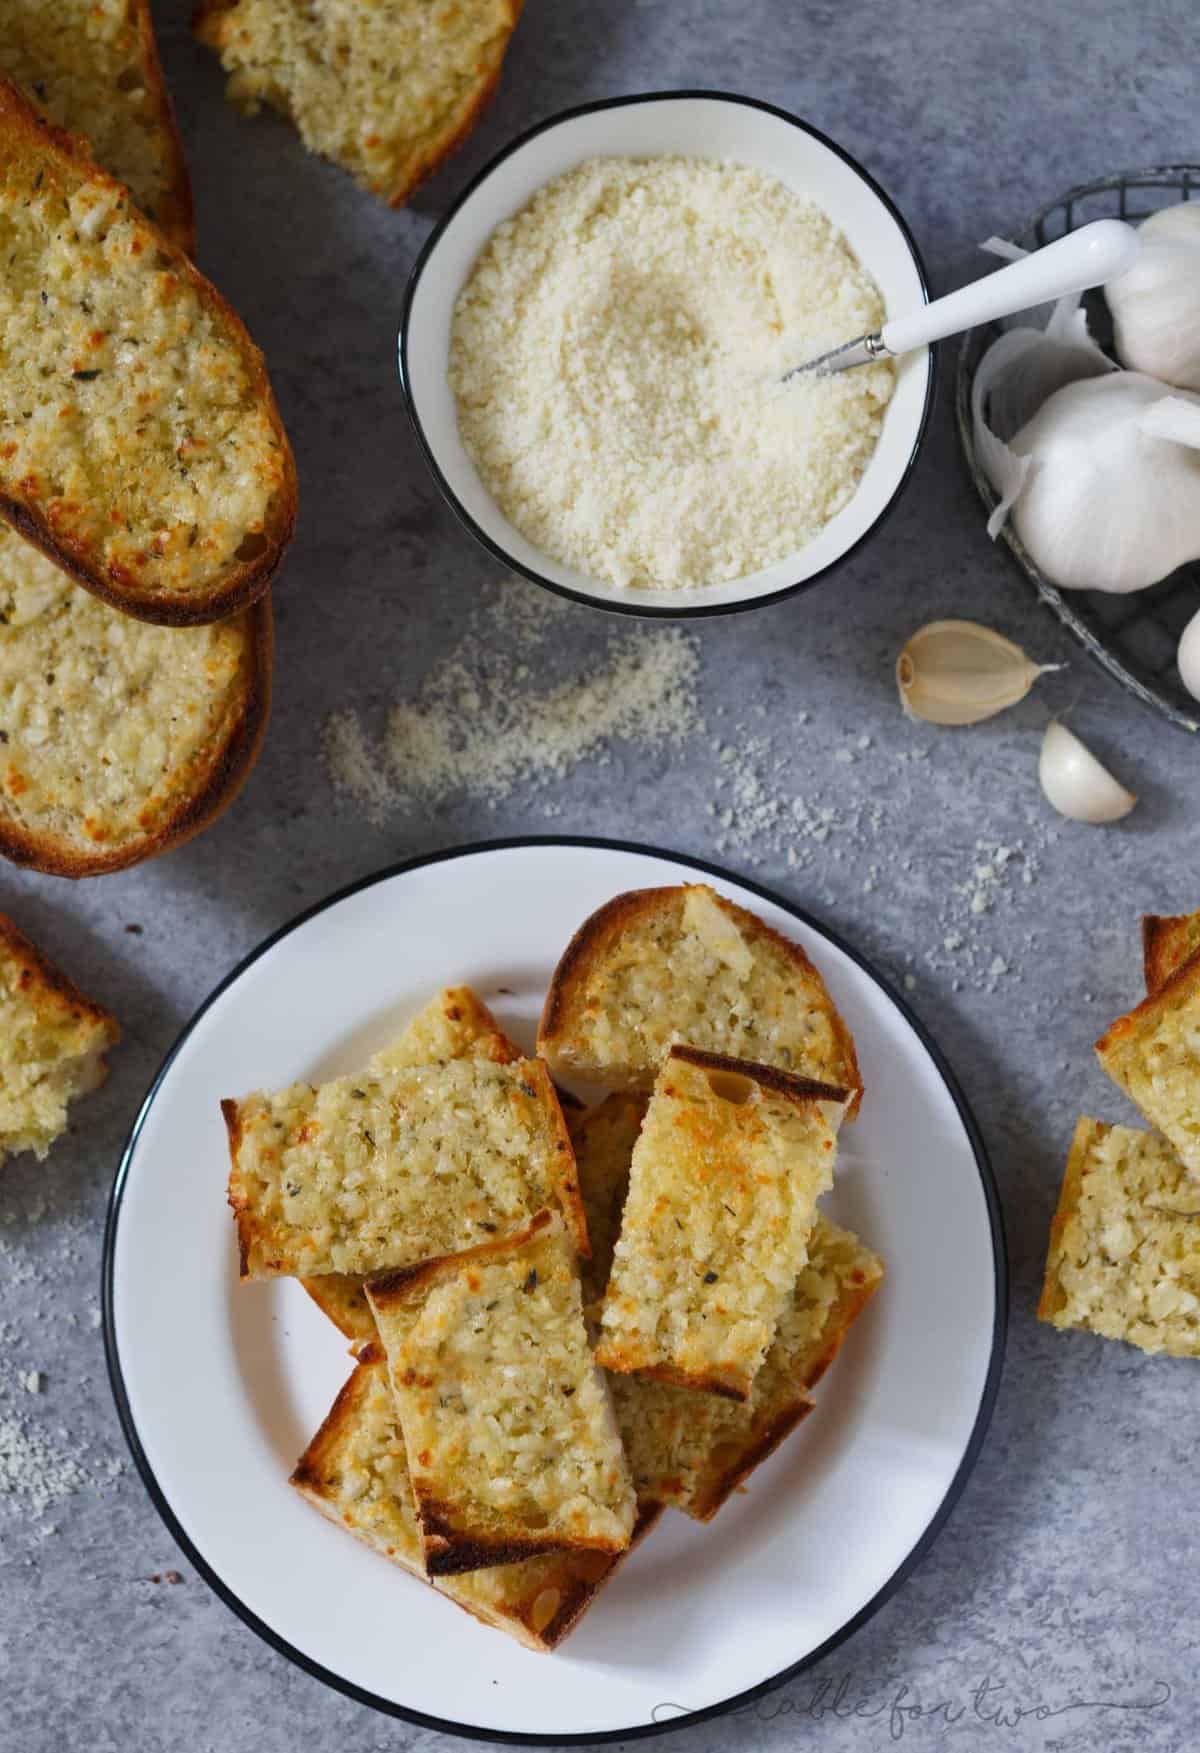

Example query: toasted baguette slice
[615,1216,883,1519]
[291,1348,662,1651]
[0,78,295,626]
[1039,1117,1200,1356]
[194,0,522,209]
[0,529,271,876]
[299,986,523,1343]
[539,884,862,1118]
[1143,910,1200,996]
[225,1051,585,1280]
[0,911,119,1164]
[1096,958,1200,1179]
[595,1047,847,1400]
[366,1211,636,1575]
[0,0,193,250]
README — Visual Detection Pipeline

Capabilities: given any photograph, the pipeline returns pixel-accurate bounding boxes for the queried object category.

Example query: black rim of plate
[397,91,938,620]
[102,836,1008,1746]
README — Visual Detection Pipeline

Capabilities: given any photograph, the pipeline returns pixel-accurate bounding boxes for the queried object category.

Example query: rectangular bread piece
[291,1348,661,1651]
[1096,956,1200,1179]
[0,910,120,1164]
[567,1092,882,1518]
[225,1051,586,1280]
[539,883,862,1118]
[594,1046,847,1400]
[1039,1117,1200,1356]
[1143,910,1200,996]
[299,985,522,1343]
[366,1210,636,1575]
[0,0,193,250]
[614,1214,883,1519]
[0,76,295,627]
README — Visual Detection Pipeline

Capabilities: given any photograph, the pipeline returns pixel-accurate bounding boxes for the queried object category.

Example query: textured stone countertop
[3,3,1199,1749]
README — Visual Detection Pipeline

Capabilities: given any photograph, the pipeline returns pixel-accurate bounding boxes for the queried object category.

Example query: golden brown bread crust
[665,1044,847,1109]
[0,595,272,878]
[1096,950,1200,1063]
[0,910,121,1050]
[1143,911,1200,997]
[1037,1117,1093,1325]
[0,77,296,625]
[538,884,863,1120]
[127,0,195,252]
[192,0,524,210]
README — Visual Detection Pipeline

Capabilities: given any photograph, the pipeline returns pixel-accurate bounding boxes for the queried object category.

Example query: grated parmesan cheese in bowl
[448,154,894,594]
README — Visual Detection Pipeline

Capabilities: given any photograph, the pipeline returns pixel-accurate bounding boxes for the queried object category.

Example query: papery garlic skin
[1177,604,1200,705]
[1039,721,1136,824]
[1106,205,1200,393]
[896,620,1053,725]
[1008,374,1200,592]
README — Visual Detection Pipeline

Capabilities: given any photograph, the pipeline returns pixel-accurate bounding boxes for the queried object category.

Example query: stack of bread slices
[224,884,885,1650]
[0,3,295,877]
[1040,908,1200,1357]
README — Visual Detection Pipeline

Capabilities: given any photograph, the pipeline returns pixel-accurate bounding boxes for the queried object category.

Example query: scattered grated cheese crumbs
[0,1417,85,1518]
[324,578,701,820]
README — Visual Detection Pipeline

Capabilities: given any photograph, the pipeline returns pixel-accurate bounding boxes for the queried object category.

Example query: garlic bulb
[1177,603,1200,705]
[897,620,1056,725]
[1039,721,1136,823]
[971,292,1114,538]
[1003,374,1200,592]
[1106,204,1200,392]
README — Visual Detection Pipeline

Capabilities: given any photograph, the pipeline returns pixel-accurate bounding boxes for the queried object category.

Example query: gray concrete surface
[2,2,1199,1748]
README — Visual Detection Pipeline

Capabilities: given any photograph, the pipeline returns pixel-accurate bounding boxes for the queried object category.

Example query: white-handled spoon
[783,218,1140,381]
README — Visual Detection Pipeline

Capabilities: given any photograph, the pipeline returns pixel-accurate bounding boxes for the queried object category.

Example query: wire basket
[956,165,1200,733]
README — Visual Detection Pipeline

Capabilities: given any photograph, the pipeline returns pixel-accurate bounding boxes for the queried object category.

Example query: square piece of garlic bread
[613,1214,883,1519]
[366,1211,635,1576]
[1039,1117,1200,1355]
[0,912,119,1165]
[1096,958,1200,1179]
[291,1348,660,1651]
[539,884,862,1116]
[595,1047,847,1400]
[298,986,522,1344]
[224,1052,585,1280]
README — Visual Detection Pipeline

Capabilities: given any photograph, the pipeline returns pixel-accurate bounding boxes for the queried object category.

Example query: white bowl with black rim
[399,91,935,619]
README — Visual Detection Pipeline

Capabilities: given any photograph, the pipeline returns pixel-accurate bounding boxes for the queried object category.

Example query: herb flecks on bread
[297,986,524,1345]
[194,0,522,209]
[1040,1117,1200,1356]
[539,884,862,1116]
[0,77,295,625]
[0,912,118,1164]
[0,0,193,249]
[0,528,271,876]
[614,1215,883,1519]
[225,1053,585,1280]
[595,1046,847,1400]
[367,1212,636,1575]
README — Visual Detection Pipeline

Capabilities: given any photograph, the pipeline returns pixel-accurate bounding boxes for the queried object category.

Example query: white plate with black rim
[104,839,1005,1743]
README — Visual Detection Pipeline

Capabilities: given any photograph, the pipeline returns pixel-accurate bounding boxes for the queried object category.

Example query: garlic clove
[1038,720,1136,824]
[897,620,1055,725]
[1176,603,1200,704]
